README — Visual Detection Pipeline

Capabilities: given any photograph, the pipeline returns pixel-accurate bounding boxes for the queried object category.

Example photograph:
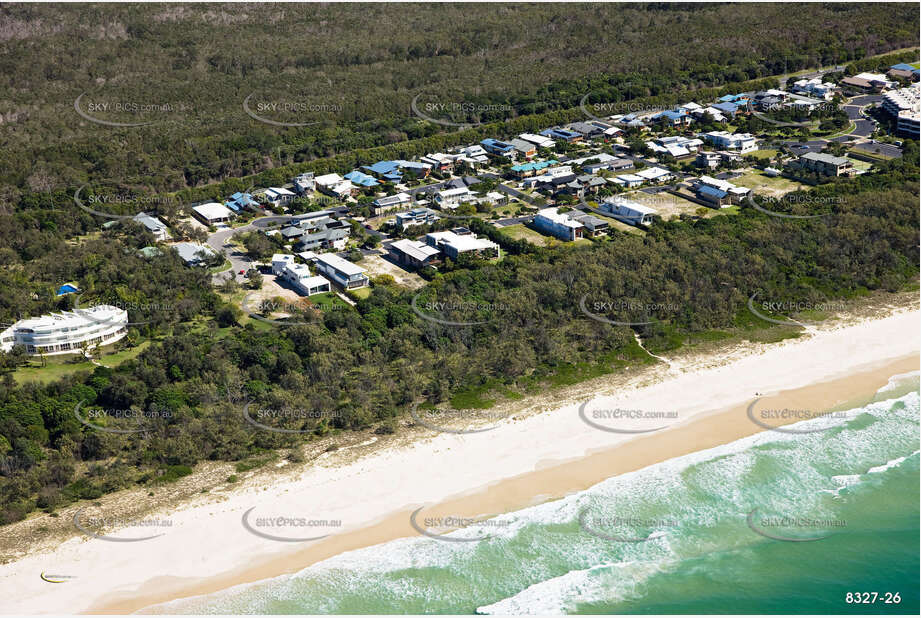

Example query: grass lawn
[499,223,556,246]
[746,149,779,159]
[733,171,804,197]
[846,156,874,172]
[588,212,646,235]
[348,287,372,300]
[308,291,351,311]
[11,340,151,384]
[208,258,233,274]
[625,191,705,220]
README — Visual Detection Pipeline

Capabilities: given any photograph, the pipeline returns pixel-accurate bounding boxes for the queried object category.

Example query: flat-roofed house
[424,230,500,260]
[1,306,128,356]
[435,187,473,210]
[265,187,296,207]
[272,253,296,275]
[279,262,331,296]
[533,207,585,241]
[797,152,854,176]
[389,238,442,269]
[599,198,657,225]
[313,253,369,289]
[372,192,413,215]
[395,207,439,229]
[192,202,234,225]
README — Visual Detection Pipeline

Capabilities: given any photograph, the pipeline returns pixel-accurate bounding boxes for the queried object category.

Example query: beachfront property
[293,172,316,194]
[699,130,759,154]
[599,197,657,226]
[795,152,854,177]
[424,228,501,260]
[882,85,921,138]
[173,242,218,266]
[312,253,369,289]
[1,305,128,356]
[691,175,752,206]
[132,212,170,241]
[192,202,234,225]
[389,238,442,269]
[372,192,413,215]
[278,262,332,296]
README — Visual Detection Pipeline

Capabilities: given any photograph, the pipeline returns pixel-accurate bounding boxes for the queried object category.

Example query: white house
[314,173,344,189]
[313,253,369,289]
[635,166,674,183]
[132,212,170,241]
[265,187,296,207]
[293,172,315,194]
[1,305,128,356]
[192,202,234,225]
[271,253,296,275]
[599,198,657,226]
[518,133,556,149]
[424,230,500,260]
[533,207,585,241]
[435,187,473,210]
[699,130,758,153]
[279,263,331,296]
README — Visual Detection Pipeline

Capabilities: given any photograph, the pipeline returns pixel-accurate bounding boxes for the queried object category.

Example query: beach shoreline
[0,308,917,615]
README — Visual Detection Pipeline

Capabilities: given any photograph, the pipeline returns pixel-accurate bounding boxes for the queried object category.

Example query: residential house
[599,198,657,226]
[225,191,261,214]
[424,229,500,260]
[343,170,380,188]
[651,109,693,127]
[796,152,853,176]
[691,175,750,206]
[312,253,369,289]
[395,207,439,229]
[699,130,758,153]
[132,212,170,241]
[567,121,605,139]
[510,159,559,178]
[421,153,456,173]
[293,172,315,195]
[192,202,234,225]
[265,187,296,208]
[279,262,331,296]
[459,144,489,164]
[533,207,585,241]
[389,238,442,269]
[540,128,583,142]
[173,242,217,266]
[635,166,674,184]
[518,133,556,149]
[566,153,633,173]
[272,253,297,275]
[510,138,537,159]
[480,138,516,157]
[372,192,413,215]
[435,187,474,210]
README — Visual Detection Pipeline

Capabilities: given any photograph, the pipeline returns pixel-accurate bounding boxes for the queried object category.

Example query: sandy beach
[0,308,917,615]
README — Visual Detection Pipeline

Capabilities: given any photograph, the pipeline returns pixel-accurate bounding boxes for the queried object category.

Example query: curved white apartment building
[0,305,128,356]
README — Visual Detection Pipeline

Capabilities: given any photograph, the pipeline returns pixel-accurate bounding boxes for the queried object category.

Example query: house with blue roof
[344,170,380,187]
[651,109,693,127]
[539,128,582,143]
[480,138,516,157]
[889,63,920,81]
[510,159,559,178]
[225,192,261,213]
[711,101,740,117]
[362,160,431,181]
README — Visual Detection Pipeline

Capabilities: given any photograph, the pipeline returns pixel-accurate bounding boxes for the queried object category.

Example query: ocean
[149,373,920,615]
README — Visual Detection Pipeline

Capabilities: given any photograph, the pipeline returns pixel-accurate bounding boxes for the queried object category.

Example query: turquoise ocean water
[148,374,920,615]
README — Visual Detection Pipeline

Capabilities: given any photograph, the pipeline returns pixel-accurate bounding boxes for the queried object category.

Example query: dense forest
[0,2,917,201]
